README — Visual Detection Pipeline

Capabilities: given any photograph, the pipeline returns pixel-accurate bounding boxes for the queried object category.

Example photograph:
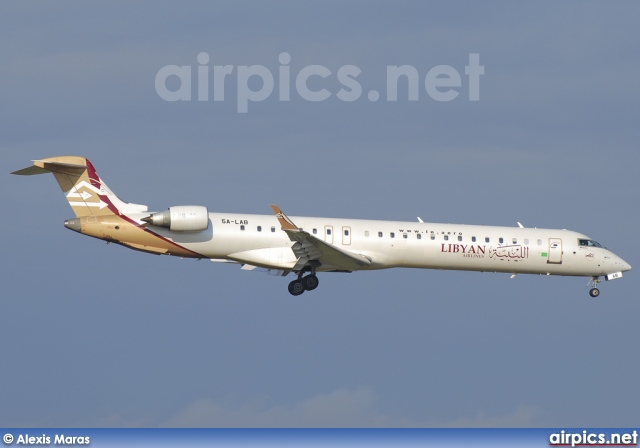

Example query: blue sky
[2,1,639,427]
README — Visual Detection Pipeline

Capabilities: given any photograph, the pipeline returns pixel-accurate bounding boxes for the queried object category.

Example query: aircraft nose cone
[64,218,81,233]
[613,254,632,272]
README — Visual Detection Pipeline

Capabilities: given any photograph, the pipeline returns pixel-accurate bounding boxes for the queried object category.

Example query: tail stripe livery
[12,156,206,258]
[11,156,148,217]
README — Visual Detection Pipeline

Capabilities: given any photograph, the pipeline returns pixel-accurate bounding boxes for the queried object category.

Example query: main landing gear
[288,273,319,296]
[587,276,602,297]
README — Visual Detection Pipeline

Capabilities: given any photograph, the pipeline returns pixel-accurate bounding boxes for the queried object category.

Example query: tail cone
[64,218,81,233]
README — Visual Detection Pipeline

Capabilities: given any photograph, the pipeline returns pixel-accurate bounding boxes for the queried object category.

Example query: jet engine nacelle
[142,206,209,232]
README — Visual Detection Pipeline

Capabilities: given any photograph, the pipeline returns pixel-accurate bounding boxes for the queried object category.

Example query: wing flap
[270,204,371,271]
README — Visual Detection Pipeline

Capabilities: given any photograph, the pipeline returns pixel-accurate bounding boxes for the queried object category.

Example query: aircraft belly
[227,247,297,269]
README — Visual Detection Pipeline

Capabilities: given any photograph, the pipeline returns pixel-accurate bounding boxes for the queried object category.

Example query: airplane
[12,156,631,297]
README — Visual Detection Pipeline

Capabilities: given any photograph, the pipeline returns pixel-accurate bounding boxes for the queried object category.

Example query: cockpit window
[579,239,602,248]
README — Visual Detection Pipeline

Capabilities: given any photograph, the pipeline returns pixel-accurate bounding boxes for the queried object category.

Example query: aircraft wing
[270,204,372,271]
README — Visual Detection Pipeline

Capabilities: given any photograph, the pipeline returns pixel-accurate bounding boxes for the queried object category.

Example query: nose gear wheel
[587,276,602,298]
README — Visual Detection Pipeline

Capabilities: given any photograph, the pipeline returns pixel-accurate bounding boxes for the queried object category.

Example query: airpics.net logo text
[155,52,484,113]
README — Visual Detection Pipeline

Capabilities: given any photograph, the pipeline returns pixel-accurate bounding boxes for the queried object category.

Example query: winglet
[270,204,299,231]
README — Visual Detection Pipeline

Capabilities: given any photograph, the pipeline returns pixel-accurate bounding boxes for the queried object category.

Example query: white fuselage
[14,155,631,296]
[140,212,631,278]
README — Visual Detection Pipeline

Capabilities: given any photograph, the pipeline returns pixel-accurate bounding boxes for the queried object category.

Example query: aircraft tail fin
[11,156,148,217]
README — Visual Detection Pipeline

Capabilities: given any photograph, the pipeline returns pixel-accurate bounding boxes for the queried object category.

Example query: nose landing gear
[587,276,602,297]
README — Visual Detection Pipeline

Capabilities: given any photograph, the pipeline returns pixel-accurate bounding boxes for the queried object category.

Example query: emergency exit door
[342,226,351,245]
[324,225,333,244]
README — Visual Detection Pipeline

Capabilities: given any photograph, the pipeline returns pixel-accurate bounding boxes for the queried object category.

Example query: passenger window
[378,231,383,237]
[485,237,490,243]
[344,229,349,236]
[240,225,245,231]
[365,231,369,237]
[444,235,449,241]
[271,226,275,232]
[512,238,517,244]
[313,228,317,235]
[417,234,421,240]
[524,238,529,245]
[472,236,476,242]
[537,239,542,245]
[430,234,435,240]
[390,232,395,238]
[327,229,332,235]
[257,226,262,232]
[499,237,504,244]
[458,235,462,242]
[403,234,408,239]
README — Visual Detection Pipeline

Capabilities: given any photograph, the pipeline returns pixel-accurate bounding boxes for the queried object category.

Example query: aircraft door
[548,238,562,264]
[342,226,351,245]
[324,225,333,244]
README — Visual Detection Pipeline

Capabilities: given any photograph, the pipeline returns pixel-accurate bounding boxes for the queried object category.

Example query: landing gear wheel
[288,280,305,296]
[587,276,602,298]
[302,274,319,291]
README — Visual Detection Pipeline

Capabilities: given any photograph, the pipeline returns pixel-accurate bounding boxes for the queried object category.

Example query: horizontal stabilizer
[12,159,88,176]
[11,165,49,176]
